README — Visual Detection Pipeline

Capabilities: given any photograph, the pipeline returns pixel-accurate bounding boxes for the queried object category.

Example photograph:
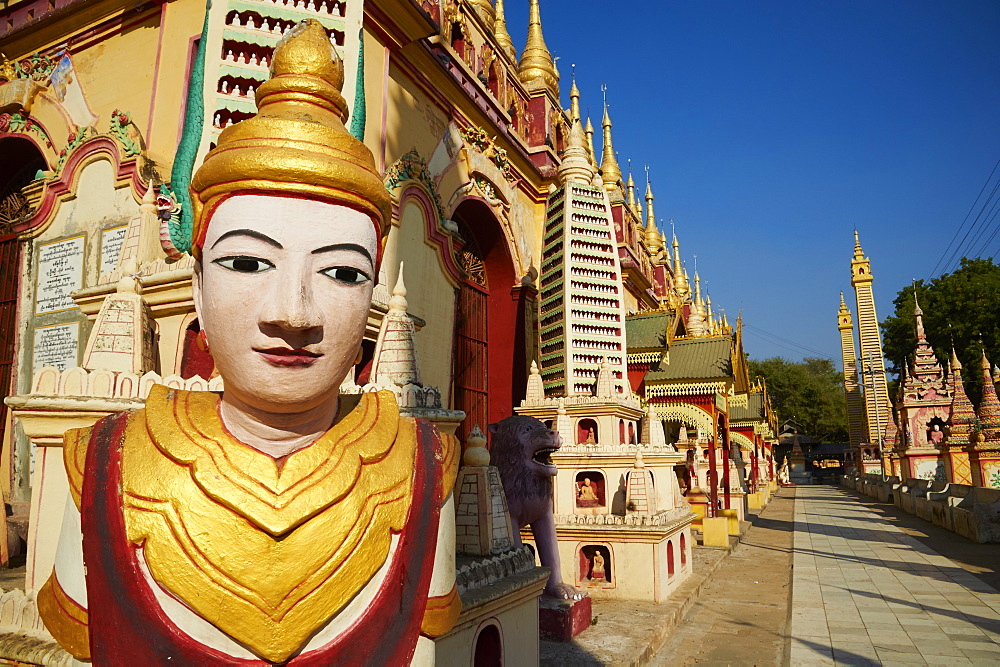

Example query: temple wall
[380,201,457,403]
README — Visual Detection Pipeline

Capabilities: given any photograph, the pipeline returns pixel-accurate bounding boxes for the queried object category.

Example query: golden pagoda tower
[850,231,891,455]
[517,0,559,97]
[600,100,622,194]
[837,292,867,455]
[493,0,517,62]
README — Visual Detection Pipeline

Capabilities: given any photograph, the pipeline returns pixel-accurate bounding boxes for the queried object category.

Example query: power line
[947,175,1000,273]
[929,157,1000,280]
[742,323,834,360]
[936,161,1000,277]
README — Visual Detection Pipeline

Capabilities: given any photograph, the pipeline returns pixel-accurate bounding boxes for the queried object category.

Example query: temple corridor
[790,486,1000,665]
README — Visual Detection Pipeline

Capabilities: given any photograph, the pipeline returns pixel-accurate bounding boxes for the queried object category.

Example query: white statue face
[194,194,378,414]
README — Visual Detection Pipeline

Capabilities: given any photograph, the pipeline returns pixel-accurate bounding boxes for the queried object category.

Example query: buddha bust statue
[38,20,460,664]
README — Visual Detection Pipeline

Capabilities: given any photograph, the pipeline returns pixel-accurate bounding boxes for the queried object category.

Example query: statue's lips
[255,347,322,367]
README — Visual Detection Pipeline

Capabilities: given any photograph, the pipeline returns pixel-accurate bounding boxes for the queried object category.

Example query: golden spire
[493,0,516,61]
[584,116,596,167]
[853,229,865,260]
[672,232,688,296]
[558,119,595,185]
[600,96,622,191]
[694,271,703,307]
[517,0,559,97]
[644,179,656,229]
[643,183,662,254]
[626,169,636,209]
[569,69,580,123]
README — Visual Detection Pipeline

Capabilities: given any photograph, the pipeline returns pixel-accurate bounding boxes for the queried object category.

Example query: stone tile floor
[790,486,1000,666]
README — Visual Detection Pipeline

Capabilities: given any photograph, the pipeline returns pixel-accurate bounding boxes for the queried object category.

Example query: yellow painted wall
[380,201,456,404]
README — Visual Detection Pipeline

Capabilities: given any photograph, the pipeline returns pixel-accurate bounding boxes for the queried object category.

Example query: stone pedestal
[719,509,740,535]
[701,516,729,547]
[539,594,592,642]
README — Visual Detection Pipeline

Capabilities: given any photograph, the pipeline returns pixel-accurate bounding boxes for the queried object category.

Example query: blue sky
[506,0,1000,367]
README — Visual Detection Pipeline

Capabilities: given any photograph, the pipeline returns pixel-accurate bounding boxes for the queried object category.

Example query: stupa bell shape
[624,449,656,515]
[493,0,517,61]
[517,0,559,97]
[595,359,615,398]
[641,405,667,447]
[644,182,663,253]
[557,118,595,185]
[525,359,546,401]
[370,263,420,388]
[600,103,622,192]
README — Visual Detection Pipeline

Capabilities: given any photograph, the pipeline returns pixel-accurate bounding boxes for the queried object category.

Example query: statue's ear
[487,422,499,434]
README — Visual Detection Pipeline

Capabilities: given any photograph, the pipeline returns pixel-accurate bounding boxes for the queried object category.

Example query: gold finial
[190,20,391,259]
[644,177,656,229]
[599,87,622,191]
[518,0,559,97]
[569,64,580,122]
[494,0,516,61]
[584,116,597,167]
[558,118,595,185]
[626,162,636,209]
[853,229,865,260]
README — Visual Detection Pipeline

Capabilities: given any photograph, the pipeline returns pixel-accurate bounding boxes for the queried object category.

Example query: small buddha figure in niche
[583,427,597,444]
[929,423,944,444]
[590,551,606,582]
[576,477,601,507]
[38,21,460,664]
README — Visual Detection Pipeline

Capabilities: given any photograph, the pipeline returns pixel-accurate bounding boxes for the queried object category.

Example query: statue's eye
[214,256,274,273]
[322,266,371,285]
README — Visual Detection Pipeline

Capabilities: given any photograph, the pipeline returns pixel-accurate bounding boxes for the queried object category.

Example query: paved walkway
[651,488,795,665]
[790,486,1000,666]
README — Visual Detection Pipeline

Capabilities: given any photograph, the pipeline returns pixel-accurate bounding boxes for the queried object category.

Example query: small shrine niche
[577,418,599,444]
[472,623,502,667]
[667,540,675,577]
[926,417,946,445]
[575,471,605,509]
[680,533,687,565]
[579,545,612,587]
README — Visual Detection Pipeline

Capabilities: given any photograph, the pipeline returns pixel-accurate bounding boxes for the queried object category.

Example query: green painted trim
[168,0,212,255]
[349,27,365,141]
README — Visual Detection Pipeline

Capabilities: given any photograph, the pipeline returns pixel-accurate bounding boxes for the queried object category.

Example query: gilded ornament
[189,20,391,258]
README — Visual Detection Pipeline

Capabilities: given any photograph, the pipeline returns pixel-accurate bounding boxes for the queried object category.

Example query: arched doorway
[0,137,48,451]
[451,200,524,443]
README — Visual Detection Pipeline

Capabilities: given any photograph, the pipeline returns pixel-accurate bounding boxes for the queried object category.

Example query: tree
[881,257,1000,407]
[748,357,848,442]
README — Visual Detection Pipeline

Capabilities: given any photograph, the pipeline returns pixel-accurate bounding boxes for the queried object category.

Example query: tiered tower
[946,348,975,484]
[850,232,891,456]
[837,293,866,454]
[896,293,950,481]
[538,120,629,396]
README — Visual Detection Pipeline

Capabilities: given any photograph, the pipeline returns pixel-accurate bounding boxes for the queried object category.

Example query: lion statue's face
[489,415,562,478]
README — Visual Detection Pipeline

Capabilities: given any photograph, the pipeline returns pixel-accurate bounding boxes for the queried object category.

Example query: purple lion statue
[489,415,582,600]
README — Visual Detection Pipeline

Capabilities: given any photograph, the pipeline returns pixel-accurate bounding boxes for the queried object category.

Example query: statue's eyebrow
[211,229,283,249]
[311,243,374,266]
